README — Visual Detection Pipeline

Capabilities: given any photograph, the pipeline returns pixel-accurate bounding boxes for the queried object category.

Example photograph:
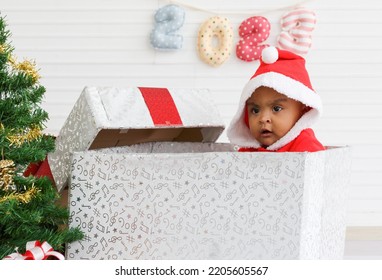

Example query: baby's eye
[273,106,283,112]
[250,107,260,114]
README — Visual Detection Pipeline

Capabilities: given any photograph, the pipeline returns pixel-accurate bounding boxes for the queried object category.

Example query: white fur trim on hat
[243,72,322,112]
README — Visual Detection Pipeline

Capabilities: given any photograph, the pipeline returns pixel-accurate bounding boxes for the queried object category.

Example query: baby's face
[246,86,305,148]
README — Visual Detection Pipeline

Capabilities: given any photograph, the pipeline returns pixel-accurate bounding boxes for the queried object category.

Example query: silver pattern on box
[66,143,351,260]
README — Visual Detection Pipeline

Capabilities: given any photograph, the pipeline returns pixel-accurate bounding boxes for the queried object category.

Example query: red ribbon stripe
[138,87,183,126]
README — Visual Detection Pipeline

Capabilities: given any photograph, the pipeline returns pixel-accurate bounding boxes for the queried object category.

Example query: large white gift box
[48,87,225,192]
[66,142,351,260]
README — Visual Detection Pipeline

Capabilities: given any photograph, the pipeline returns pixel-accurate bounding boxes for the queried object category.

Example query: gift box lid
[48,86,225,191]
[85,86,225,148]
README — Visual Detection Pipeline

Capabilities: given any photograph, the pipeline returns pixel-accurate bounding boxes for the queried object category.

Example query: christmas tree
[0,14,83,259]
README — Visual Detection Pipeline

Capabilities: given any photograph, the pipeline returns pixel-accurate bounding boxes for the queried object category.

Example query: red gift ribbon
[138,87,183,126]
[3,240,65,260]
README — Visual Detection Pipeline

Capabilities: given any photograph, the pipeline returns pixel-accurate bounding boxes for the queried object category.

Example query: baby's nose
[259,111,271,123]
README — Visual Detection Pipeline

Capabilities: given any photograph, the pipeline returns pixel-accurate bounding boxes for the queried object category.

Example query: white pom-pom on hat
[261,46,279,64]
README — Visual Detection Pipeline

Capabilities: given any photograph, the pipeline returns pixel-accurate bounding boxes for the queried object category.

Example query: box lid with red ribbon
[48,86,225,192]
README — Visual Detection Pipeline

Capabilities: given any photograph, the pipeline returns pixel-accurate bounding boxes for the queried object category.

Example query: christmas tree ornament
[3,240,64,260]
[0,159,15,191]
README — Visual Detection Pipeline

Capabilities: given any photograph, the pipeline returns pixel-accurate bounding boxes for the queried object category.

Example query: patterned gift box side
[320,146,351,259]
[48,90,99,191]
[66,150,314,260]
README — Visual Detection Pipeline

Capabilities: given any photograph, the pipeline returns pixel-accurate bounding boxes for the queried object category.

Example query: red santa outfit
[227,46,325,152]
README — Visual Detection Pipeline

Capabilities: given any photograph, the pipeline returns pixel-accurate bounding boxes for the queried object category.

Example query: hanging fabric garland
[149,1,317,65]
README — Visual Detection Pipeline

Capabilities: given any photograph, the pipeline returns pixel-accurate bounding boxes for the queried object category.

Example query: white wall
[2,0,382,226]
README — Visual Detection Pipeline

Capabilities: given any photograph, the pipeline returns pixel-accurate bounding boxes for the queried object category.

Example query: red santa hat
[227,46,322,150]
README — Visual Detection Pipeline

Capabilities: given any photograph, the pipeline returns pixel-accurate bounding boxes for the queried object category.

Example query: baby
[227,46,324,152]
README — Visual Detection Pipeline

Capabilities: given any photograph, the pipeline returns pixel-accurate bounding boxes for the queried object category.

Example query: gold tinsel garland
[0,43,6,53]
[2,120,43,147]
[8,55,41,83]
[1,43,41,82]
[0,185,39,204]
[6,126,43,147]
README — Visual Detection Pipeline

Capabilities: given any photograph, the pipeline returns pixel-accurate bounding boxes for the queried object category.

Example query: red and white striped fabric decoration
[277,8,316,55]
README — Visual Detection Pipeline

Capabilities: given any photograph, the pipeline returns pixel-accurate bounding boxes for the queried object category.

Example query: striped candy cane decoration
[277,8,316,55]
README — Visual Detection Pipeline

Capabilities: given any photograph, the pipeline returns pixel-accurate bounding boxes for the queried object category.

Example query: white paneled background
[2,0,382,227]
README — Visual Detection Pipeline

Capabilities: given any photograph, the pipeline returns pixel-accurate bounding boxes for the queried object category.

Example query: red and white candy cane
[3,240,65,260]
[277,8,316,55]
[236,16,271,62]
